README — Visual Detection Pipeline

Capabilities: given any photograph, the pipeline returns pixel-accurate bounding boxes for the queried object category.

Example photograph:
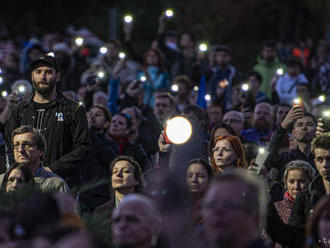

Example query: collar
[22,91,68,108]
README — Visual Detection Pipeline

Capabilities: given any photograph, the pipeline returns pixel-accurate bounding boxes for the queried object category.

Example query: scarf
[284,191,295,203]
[109,135,129,155]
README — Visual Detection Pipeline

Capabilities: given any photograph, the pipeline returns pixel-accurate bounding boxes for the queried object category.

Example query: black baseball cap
[30,55,59,72]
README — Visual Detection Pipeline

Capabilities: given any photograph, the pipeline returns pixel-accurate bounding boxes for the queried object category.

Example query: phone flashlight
[163,116,192,144]
[100,46,108,54]
[97,71,105,79]
[165,9,174,18]
[198,43,208,52]
[75,37,84,47]
[218,79,229,88]
[322,110,330,132]
[1,91,7,98]
[293,98,303,108]
[241,83,249,92]
[318,95,326,103]
[276,68,284,75]
[119,52,126,59]
[193,86,199,92]
[205,94,211,101]
[171,84,179,92]
[124,15,133,23]
[140,76,147,82]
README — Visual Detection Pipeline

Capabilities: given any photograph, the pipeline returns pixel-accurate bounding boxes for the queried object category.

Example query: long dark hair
[142,48,166,72]
[1,163,34,192]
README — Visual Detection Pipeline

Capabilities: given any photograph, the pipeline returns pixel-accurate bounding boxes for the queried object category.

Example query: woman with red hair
[210,134,248,173]
[137,48,170,107]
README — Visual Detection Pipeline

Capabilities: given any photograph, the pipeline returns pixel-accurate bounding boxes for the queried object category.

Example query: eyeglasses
[212,147,235,153]
[13,141,37,151]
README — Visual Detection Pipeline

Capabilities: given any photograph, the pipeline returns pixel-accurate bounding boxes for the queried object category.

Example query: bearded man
[241,102,274,145]
[5,55,90,187]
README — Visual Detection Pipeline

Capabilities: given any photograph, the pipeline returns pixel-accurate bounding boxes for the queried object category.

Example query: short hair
[173,75,192,91]
[311,133,330,155]
[182,105,209,133]
[223,110,245,123]
[247,71,263,84]
[11,125,47,153]
[180,32,196,46]
[109,155,145,194]
[93,91,109,101]
[1,163,35,192]
[154,92,175,108]
[293,113,317,127]
[282,160,315,188]
[207,169,268,230]
[89,104,111,123]
[255,102,273,113]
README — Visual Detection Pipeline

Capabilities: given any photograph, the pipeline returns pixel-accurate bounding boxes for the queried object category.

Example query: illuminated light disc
[276,68,284,75]
[0,77,3,85]
[124,15,133,23]
[293,98,301,105]
[205,94,211,101]
[165,116,192,144]
[241,84,249,91]
[1,91,7,97]
[323,111,330,118]
[0,69,2,74]
[165,9,174,17]
[259,147,265,154]
[171,84,178,92]
[75,37,84,46]
[78,101,84,106]
[199,43,208,52]
[140,76,146,82]
[47,52,55,57]
[119,52,126,59]
[100,47,108,54]
[319,95,326,102]
[18,85,26,93]
[97,71,105,78]
[193,86,199,91]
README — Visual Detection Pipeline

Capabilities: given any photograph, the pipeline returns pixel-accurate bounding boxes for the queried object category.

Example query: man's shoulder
[34,169,69,192]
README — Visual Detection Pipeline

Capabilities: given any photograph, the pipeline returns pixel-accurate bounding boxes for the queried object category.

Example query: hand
[126,80,143,98]
[270,75,278,92]
[281,106,305,130]
[248,159,267,177]
[316,119,326,136]
[113,59,126,78]
[158,14,167,33]
[158,131,172,152]
[6,92,19,108]
[86,79,100,92]
[44,167,53,173]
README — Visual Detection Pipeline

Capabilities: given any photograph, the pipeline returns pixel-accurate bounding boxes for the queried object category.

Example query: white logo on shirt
[55,112,64,122]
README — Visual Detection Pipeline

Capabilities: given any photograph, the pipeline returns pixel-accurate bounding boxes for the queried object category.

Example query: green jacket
[253,56,285,99]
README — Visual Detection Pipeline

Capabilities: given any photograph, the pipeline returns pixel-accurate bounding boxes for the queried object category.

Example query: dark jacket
[4,92,90,186]
[288,175,325,227]
[266,126,315,169]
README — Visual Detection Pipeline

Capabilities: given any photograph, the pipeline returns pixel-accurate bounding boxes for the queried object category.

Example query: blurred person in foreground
[111,194,164,248]
[201,169,268,248]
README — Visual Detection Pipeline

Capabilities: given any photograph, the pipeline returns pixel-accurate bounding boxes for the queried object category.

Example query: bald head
[254,102,273,131]
[112,194,161,248]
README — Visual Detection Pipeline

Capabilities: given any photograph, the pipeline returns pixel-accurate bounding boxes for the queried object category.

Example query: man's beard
[254,118,271,131]
[33,80,57,96]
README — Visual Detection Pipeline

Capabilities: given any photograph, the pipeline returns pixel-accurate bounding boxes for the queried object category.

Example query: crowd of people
[0,11,330,248]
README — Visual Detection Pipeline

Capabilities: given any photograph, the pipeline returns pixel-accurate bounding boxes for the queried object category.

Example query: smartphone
[321,110,330,132]
[254,147,269,174]
[86,74,98,86]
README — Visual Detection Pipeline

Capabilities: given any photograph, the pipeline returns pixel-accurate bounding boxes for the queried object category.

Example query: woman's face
[186,163,209,194]
[112,160,138,192]
[286,169,310,199]
[109,115,128,137]
[146,50,159,66]
[6,168,26,192]
[213,139,238,171]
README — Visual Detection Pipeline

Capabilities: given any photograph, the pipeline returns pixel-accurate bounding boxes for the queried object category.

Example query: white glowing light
[0,77,3,85]
[140,76,147,82]
[47,52,55,57]
[241,83,249,91]
[323,110,330,118]
[205,94,211,101]
[276,68,284,75]
[124,15,133,23]
[1,91,7,98]
[119,52,126,59]
[319,95,326,102]
[171,84,179,92]
[97,71,105,78]
[199,43,208,52]
[18,85,26,93]
[259,147,265,154]
[165,116,192,144]
[78,101,84,106]
[100,46,108,54]
[75,37,84,47]
[165,9,174,17]
[293,98,301,106]
[193,86,199,91]
[0,68,2,74]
